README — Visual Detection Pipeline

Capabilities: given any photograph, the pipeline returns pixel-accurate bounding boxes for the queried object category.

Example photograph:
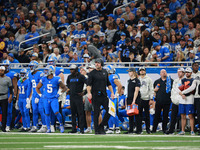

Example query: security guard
[66,64,87,134]
[87,58,114,134]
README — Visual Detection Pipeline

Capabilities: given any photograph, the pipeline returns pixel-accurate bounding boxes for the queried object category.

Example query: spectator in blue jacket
[87,3,99,18]
[24,25,39,48]
[169,0,181,14]
[7,33,19,54]
[7,53,20,68]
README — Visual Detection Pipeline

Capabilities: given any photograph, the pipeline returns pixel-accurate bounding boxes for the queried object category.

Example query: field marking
[1,140,200,144]
[44,145,200,150]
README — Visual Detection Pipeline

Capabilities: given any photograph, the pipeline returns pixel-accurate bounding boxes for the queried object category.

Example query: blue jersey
[55,67,64,76]
[63,95,70,108]
[29,71,43,97]
[6,71,17,97]
[40,76,61,99]
[118,94,126,109]
[116,39,125,53]
[107,74,120,97]
[17,79,31,99]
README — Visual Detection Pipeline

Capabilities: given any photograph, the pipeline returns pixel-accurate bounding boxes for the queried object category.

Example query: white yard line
[1,140,200,144]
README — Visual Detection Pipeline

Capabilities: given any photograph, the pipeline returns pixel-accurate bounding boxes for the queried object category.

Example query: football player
[36,65,67,133]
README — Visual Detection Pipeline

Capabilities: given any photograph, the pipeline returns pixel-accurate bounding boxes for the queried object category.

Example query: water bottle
[128,105,131,110]
[156,84,160,88]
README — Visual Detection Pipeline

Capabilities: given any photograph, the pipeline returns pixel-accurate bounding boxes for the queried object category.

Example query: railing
[19,32,50,50]
[66,16,99,32]
[23,40,52,51]
[1,61,195,69]
[113,2,132,15]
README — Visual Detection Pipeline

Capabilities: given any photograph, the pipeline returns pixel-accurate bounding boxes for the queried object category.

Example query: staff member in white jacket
[166,67,185,134]
[181,75,200,135]
[138,67,154,134]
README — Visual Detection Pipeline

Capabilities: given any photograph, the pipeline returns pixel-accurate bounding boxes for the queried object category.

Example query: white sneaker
[115,129,121,134]
[106,129,114,134]
[5,126,10,132]
[84,128,92,133]
[50,125,55,133]
[29,126,37,132]
[37,126,47,133]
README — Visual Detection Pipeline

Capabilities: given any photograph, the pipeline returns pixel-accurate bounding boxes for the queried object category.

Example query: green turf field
[1,132,200,150]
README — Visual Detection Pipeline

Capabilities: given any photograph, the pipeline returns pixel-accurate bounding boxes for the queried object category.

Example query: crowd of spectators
[0,0,200,66]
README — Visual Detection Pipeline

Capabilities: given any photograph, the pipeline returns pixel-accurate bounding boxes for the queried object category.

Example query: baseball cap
[137,23,143,27]
[53,34,59,39]
[32,53,38,57]
[71,22,76,26]
[140,17,146,22]
[93,35,99,39]
[29,10,34,14]
[153,42,160,48]
[178,67,185,72]
[92,19,99,24]
[170,20,177,24]
[135,35,141,39]
[145,28,151,33]
[70,64,77,70]
[148,14,154,18]
[83,54,90,58]
[127,68,136,72]
[8,53,14,58]
[185,67,192,73]
[74,34,80,39]
[160,27,166,30]
[180,37,185,41]
[0,66,5,70]
[81,34,86,38]
[188,38,194,42]
[106,44,112,50]
[25,20,30,23]
[125,38,131,43]
[107,14,114,18]
[80,41,87,47]
[139,67,146,71]
[99,32,105,37]
[120,32,126,36]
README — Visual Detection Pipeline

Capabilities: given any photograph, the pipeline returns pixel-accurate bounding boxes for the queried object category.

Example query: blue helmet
[29,60,39,73]
[44,65,55,76]
[2,59,10,72]
[20,68,28,79]
[104,65,115,74]
[47,54,57,66]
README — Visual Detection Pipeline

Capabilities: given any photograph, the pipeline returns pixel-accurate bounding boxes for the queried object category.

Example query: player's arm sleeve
[26,80,32,99]
[182,80,197,94]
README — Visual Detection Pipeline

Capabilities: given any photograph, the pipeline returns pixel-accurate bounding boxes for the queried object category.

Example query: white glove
[35,98,39,104]
[150,108,155,115]
[26,98,31,109]
[15,101,19,110]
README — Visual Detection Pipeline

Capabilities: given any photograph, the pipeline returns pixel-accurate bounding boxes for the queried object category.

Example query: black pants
[0,99,8,131]
[153,103,170,132]
[127,99,142,133]
[70,95,85,132]
[92,94,110,133]
[194,98,200,132]
[139,99,150,132]
[168,103,179,132]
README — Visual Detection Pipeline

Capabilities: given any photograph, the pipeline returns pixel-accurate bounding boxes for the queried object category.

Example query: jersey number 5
[47,84,53,93]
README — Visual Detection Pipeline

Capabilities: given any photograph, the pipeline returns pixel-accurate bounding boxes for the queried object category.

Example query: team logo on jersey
[141,81,147,86]
[132,80,135,83]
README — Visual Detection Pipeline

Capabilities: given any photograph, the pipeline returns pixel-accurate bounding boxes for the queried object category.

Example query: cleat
[5,126,10,132]
[177,131,185,135]
[84,128,92,133]
[29,126,37,132]
[191,131,195,136]
[50,125,55,133]
[37,126,47,133]
[19,128,27,132]
[106,129,114,134]
[60,125,64,133]
[115,129,121,134]
[46,129,51,133]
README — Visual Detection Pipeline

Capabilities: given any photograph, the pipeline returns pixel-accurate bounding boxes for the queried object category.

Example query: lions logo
[141,81,147,87]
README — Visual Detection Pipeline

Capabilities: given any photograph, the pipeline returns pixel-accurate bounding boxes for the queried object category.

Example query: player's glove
[15,100,19,110]
[55,90,62,98]
[26,98,31,109]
